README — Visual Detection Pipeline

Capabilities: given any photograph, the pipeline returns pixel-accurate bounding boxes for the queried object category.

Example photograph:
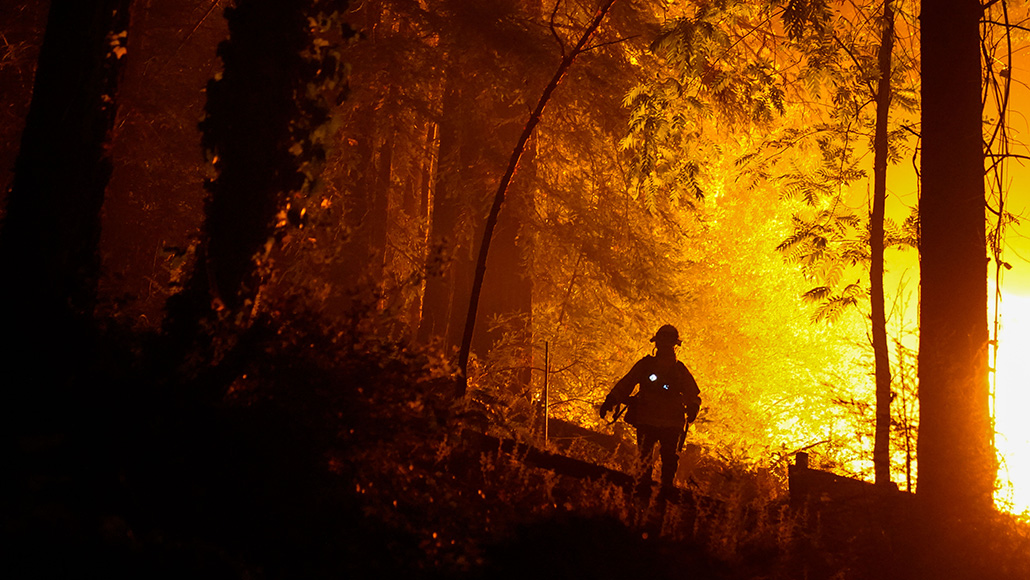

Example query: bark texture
[918,0,995,512]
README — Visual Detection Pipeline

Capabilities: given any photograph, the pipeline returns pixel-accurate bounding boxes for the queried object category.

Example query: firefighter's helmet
[650,324,681,346]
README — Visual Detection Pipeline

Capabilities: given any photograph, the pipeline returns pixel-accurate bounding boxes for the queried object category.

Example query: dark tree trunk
[335,104,378,292]
[370,131,393,285]
[418,64,483,350]
[418,71,463,345]
[334,3,393,303]
[197,1,307,312]
[0,0,130,418]
[2,7,130,572]
[0,1,49,202]
[163,0,349,374]
[165,0,304,359]
[871,0,894,486]
[467,2,544,394]
[918,0,995,512]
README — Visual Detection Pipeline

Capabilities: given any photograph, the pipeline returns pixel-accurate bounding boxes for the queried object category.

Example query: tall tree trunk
[871,0,894,486]
[163,0,349,371]
[334,3,393,305]
[0,1,49,203]
[370,131,394,286]
[335,103,381,296]
[2,6,129,571]
[198,1,307,313]
[406,121,436,331]
[0,0,130,419]
[918,0,995,512]
[418,69,466,346]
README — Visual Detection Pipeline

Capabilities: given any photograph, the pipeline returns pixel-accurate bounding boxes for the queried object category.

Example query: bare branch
[550,0,566,59]
[582,35,640,53]
[982,19,1030,33]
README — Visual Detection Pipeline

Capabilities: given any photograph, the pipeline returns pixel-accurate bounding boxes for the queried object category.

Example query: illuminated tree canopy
[2,0,1030,577]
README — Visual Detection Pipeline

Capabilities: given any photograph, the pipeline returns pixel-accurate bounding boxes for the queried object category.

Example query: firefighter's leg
[635,427,658,492]
[658,427,681,491]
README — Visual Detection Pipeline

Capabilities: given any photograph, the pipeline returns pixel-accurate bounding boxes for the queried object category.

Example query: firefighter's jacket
[604,355,701,429]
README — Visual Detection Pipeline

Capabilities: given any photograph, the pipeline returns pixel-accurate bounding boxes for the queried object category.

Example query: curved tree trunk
[456,0,620,392]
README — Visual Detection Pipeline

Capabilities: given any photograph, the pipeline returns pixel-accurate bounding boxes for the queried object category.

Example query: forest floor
[6,320,1030,580]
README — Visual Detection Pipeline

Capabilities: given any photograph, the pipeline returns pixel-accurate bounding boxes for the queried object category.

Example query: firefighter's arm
[686,395,701,423]
[599,361,643,418]
[682,366,701,423]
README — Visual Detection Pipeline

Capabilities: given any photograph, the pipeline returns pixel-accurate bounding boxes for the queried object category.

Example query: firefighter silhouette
[600,324,701,494]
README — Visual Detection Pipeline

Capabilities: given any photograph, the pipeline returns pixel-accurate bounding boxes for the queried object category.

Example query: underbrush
[326,318,1030,580]
[12,306,1030,580]
[197,305,820,578]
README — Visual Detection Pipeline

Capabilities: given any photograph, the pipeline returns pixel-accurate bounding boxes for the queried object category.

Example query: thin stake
[544,341,549,443]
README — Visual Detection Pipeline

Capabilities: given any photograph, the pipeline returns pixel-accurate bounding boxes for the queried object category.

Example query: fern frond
[804,286,833,302]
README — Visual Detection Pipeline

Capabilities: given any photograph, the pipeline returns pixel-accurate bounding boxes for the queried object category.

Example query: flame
[994,292,1030,516]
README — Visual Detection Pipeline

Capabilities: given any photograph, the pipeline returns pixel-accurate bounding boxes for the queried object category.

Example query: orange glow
[994,292,1030,516]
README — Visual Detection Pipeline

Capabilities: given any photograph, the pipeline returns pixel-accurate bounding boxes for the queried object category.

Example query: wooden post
[796,451,809,470]
[789,451,810,507]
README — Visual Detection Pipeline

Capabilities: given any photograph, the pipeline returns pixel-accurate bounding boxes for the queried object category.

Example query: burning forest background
[3,0,1030,578]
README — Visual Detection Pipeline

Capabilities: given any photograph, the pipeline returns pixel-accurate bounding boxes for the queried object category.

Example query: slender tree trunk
[336,5,392,301]
[418,122,436,220]
[474,133,535,390]
[406,121,436,331]
[336,101,388,294]
[471,0,543,391]
[871,0,894,486]
[918,0,995,512]
[418,69,464,345]
[370,131,394,287]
